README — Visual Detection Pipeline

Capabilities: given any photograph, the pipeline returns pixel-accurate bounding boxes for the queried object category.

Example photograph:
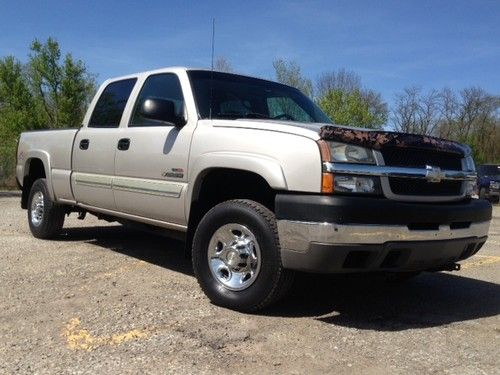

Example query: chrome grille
[377,147,466,200]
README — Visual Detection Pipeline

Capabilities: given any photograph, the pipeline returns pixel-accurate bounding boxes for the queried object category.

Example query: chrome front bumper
[277,220,490,273]
[277,220,491,253]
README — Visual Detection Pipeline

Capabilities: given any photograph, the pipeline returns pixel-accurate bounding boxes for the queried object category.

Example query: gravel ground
[0,195,499,374]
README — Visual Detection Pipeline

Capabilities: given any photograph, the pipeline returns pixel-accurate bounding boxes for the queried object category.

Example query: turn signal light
[322,173,334,193]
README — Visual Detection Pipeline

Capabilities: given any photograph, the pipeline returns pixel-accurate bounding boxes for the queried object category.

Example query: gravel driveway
[1,195,499,374]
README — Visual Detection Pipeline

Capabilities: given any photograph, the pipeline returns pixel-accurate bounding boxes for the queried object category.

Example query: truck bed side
[17,129,79,206]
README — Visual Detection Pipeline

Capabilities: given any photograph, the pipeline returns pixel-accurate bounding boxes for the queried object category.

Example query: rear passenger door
[72,78,137,210]
[113,73,194,226]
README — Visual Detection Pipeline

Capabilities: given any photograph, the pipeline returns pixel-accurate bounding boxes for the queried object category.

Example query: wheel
[27,178,65,239]
[384,271,421,283]
[479,188,486,200]
[192,199,294,312]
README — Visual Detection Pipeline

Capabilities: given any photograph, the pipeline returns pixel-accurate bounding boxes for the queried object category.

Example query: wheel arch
[21,151,54,209]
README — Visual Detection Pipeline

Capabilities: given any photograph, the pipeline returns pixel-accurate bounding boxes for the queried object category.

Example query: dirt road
[1,195,499,374]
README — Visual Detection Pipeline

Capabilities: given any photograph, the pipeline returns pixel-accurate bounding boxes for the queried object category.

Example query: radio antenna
[209,18,215,119]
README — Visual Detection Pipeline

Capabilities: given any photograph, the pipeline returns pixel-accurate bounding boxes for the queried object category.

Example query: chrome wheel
[207,223,261,291]
[30,191,44,227]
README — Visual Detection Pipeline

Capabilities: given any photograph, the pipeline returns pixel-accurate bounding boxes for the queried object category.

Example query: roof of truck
[103,66,275,85]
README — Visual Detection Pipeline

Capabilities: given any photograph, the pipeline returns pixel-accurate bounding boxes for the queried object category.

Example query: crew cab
[16,67,492,311]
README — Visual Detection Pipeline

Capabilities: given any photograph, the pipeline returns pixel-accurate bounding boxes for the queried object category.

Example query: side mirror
[140,97,186,127]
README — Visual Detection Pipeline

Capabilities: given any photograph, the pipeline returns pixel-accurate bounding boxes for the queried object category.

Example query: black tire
[479,188,486,200]
[192,199,294,312]
[27,178,65,239]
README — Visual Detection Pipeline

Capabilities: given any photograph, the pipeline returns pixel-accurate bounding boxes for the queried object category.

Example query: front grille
[381,147,462,170]
[389,178,463,196]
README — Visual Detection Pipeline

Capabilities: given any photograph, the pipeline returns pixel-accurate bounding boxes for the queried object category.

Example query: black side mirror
[140,97,186,127]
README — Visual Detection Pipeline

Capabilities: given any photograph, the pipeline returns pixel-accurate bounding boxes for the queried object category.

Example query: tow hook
[429,263,461,272]
[442,263,461,272]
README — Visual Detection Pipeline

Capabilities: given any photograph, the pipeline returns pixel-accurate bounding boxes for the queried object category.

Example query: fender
[23,150,55,200]
[186,151,288,217]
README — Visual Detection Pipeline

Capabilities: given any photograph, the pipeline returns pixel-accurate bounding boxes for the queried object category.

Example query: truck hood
[210,119,470,156]
[210,119,325,139]
[319,125,471,156]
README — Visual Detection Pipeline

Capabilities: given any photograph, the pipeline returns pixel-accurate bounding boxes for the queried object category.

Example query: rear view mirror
[140,97,185,127]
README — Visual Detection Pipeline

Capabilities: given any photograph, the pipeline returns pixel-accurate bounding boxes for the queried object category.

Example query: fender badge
[162,168,184,179]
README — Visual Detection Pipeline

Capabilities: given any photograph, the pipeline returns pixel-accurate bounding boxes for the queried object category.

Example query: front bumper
[276,195,492,273]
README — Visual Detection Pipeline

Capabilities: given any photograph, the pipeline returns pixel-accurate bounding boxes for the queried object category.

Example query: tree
[0,37,96,186]
[29,37,96,128]
[392,87,441,135]
[272,58,313,97]
[213,56,233,73]
[316,69,361,98]
[318,89,386,129]
[392,86,500,163]
[315,69,388,128]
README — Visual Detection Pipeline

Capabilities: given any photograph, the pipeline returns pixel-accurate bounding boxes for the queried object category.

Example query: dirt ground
[0,194,499,374]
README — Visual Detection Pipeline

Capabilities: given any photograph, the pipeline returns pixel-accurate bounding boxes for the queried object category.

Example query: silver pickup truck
[16,67,492,311]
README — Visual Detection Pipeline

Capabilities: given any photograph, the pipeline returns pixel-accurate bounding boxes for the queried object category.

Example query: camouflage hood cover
[319,125,470,156]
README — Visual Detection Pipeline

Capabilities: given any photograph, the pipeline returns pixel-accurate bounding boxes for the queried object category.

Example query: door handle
[79,139,89,150]
[117,138,130,151]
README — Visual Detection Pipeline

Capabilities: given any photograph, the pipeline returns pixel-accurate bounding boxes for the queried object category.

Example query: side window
[130,73,185,127]
[267,97,313,122]
[89,78,137,128]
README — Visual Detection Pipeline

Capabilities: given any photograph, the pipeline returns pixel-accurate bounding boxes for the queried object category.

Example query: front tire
[192,199,294,312]
[27,178,65,239]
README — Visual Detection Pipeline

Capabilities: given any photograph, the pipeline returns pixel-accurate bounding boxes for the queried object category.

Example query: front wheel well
[21,158,46,209]
[186,168,278,253]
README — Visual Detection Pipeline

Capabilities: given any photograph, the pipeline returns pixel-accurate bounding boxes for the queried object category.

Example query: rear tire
[27,178,65,239]
[192,199,294,312]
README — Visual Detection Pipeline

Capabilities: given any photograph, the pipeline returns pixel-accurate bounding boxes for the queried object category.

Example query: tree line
[0,38,96,186]
[261,57,499,164]
[1,40,498,186]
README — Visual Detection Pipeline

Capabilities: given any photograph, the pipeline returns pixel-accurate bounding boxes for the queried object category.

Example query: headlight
[462,156,476,172]
[329,142,376,164]
[465,180,477,198]
[334,175,382,195]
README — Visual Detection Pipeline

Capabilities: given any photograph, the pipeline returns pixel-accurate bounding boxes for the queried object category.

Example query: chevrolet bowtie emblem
[425,165,445,183]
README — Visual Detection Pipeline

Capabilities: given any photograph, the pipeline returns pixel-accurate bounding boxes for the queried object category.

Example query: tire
[479,188,486,200]
[192,199,294,312]
[27,178,65,239]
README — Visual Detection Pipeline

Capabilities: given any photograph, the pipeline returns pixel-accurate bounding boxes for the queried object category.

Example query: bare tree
[272,58,313,97]
[316,69,361,98]
[392,87,420,133]
[393,86,500,163]
[213,56,233,73]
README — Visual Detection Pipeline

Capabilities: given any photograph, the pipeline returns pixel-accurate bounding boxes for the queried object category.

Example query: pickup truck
[16,67,492,311]
[478,164,500,203]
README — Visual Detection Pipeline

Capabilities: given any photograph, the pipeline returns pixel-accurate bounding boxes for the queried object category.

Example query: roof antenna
[209,18,215,120]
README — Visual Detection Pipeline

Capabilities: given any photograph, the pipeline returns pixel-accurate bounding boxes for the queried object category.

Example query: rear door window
[89,78,137,128]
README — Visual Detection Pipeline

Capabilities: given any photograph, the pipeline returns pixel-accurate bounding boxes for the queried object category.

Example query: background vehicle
[16,67,492,311]
[477,164,500,203]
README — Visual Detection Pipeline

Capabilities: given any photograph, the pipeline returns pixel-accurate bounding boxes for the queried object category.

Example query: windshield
[478,165,500,177]
[188,70,332,123]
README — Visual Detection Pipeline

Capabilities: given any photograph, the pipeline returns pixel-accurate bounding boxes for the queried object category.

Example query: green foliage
[0,37,96,187]
[318,89,386,129]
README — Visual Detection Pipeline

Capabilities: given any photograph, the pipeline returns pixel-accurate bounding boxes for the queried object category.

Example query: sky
[0,0,499,107]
